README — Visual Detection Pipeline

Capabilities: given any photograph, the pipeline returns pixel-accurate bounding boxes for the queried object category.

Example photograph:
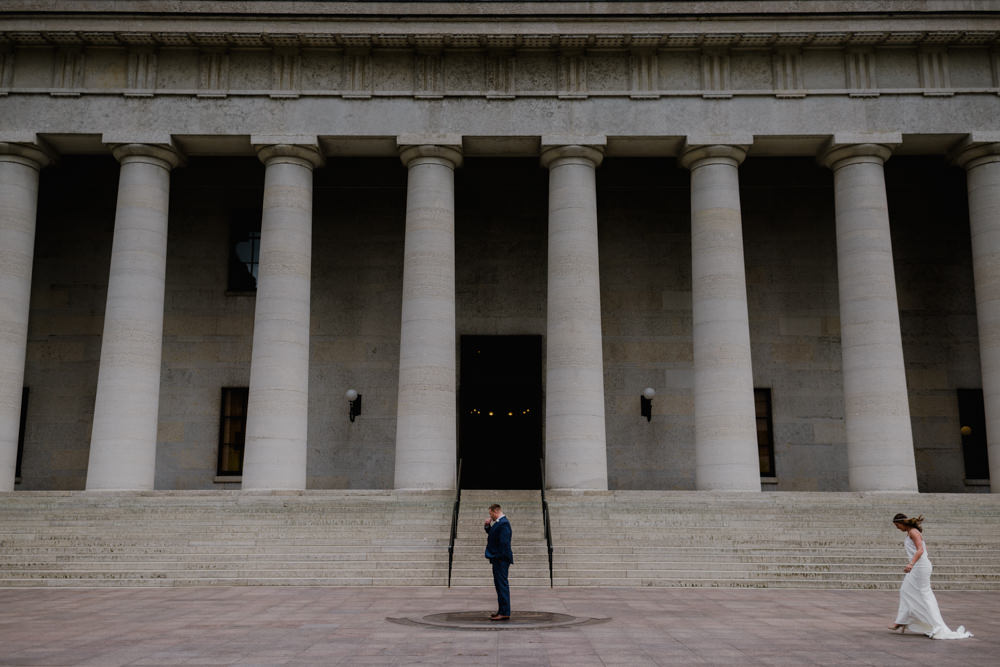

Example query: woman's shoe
[888,624,906,633]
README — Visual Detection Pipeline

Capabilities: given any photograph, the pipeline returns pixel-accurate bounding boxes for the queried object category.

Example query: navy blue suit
[484,515,513,616]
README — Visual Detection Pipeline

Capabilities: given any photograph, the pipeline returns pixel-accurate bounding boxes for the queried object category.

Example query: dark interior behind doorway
[459,335,543,489]
[957,388,990,481]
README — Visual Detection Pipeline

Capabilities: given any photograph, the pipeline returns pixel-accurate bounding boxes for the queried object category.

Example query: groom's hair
[489,504,502,512]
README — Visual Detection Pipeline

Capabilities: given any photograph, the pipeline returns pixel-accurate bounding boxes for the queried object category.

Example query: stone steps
[545,579,997,590]
[447,490,551,587]
[0,566,450,578]
[544,491,1000,590]
[0,546,444,556]
[2,552,992,568]
[0,490,453,587]
[0,577,448,587]
[550,566,1000,579]
[2,489,998,589]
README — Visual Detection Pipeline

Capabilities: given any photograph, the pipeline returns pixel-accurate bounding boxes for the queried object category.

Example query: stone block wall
[308,159,406,489]
[154,158,261,490]
[20,157,117,490]
[599,159,696,489]
[888,157,981,492]
[742,159,846,491]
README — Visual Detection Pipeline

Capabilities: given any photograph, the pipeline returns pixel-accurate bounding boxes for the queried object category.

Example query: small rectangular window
[217,387,249,476]
[228,212,261,292]
[755,388,776,477]
[16,387,27,479]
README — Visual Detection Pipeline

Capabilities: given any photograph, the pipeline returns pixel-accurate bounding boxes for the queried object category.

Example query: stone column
[241,142,323,490]
[953,135,1000,492]
[679,143,760,491]
[821,138,918,492]
[0,141,51,491]
[86,143,182,490]
[540,141,608,490]
[394,139,461,490]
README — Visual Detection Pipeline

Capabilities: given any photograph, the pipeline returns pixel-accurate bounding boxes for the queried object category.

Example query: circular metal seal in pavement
[386,610,610,631]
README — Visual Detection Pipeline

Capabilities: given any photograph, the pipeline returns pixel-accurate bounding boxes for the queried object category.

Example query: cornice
[3,1,999,18]
[1,30,999,50]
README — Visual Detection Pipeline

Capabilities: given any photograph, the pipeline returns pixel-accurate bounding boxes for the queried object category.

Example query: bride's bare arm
[904,528,925,573]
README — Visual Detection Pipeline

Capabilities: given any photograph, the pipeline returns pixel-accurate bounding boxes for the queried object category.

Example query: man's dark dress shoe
[489,614,510,621]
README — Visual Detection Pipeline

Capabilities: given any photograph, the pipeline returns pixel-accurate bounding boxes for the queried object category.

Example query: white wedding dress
[894,533,973,639]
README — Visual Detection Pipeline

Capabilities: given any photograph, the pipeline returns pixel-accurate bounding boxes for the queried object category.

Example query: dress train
[894,535,972,640]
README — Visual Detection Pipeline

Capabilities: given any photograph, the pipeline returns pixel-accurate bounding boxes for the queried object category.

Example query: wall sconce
[641,387,655,422]
[346,389,362,422]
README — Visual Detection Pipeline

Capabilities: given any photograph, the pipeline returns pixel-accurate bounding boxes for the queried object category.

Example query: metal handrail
[539,458,553,588]
[447,458,462,588]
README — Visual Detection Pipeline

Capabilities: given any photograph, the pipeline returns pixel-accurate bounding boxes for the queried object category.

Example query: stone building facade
[1,1,998,493]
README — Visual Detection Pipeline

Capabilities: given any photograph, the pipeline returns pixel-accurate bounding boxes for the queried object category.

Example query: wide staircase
[0,490,453,587]
[2,490,998,589]
[446,490,551,587]
[547,491,1000,590]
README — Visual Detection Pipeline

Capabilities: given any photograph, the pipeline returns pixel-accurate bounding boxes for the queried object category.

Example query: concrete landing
[0,586,996,665]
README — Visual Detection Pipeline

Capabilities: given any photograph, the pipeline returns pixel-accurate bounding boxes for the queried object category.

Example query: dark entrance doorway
[957,388,990,481]
[459,335,543,489]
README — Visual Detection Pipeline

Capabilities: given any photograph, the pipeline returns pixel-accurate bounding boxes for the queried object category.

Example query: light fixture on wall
[641,387,655,422]
[346,389,362,422]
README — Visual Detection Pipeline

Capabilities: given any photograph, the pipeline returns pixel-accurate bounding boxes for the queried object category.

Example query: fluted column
[540,142,608,490]
[241,142,323,490]
[821,139,918,492]
[0,141,52,491]
[954,136,1000,491]
[87,143,182,490]
[394,140,461,490]
[679,143,760,491]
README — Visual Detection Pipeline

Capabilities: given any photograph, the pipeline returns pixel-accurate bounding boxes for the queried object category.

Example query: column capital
[254,143,324,169]
[951,133,1000,171]
[110,143,185,170]
[679,143,748,170]
[0,140,55,169]
[398,143,463,169]
[539,144,604,169]
[819,137,899,171]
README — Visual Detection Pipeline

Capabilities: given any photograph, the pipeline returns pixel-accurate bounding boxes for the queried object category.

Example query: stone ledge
[1,29,998,50]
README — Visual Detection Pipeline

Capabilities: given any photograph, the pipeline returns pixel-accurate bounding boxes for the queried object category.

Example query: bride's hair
[892,513,924,532]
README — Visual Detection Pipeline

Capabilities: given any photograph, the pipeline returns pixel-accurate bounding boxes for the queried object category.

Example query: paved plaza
[0,586,996,666]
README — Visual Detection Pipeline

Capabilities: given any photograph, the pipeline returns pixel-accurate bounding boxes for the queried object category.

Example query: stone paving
[0,586,996,666]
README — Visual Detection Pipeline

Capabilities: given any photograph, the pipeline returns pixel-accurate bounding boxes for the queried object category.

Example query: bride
[888,513,973,639]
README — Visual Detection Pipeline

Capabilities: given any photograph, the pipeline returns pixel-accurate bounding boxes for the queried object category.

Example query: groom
[484,503,513,621]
